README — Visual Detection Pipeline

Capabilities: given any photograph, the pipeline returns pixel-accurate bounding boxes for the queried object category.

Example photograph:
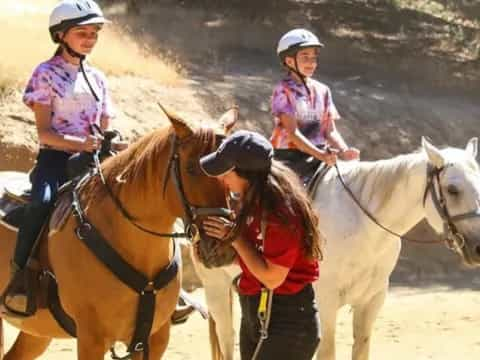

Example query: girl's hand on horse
[339,147,360,161]
[203,216,234,241]
[82,134,103,153]
[321,149,338,166]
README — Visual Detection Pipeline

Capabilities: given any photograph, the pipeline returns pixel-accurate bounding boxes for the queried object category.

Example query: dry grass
[92,26,183,83]
[392,0,480,29]
[0,0,181,97]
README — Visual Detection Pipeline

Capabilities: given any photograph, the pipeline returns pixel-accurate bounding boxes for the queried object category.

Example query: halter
[423,163,480,253]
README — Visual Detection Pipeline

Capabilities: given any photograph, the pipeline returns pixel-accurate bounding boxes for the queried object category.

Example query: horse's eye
[447,184,460,196]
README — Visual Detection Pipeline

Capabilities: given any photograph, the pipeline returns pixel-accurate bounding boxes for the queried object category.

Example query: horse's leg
[208,317,222,360]
[351,288,387,360]
[203,274,234,360]
[192,249,235,360]
[4,332,51,360]
[316,290,340,360]
[76,318,108,360]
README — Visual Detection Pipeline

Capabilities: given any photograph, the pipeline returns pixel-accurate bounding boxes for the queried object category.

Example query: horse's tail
[208,285,233,360]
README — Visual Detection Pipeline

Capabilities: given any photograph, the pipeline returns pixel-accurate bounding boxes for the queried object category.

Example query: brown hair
[234,160,324,260]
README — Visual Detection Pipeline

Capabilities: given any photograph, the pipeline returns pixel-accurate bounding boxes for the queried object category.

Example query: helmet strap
[59,36,100,103]
[60,36,86,61]
[286,55,311,98]
[79,61,100,102]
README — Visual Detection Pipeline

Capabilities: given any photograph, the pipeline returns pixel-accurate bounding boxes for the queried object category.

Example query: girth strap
[72,194,180,360]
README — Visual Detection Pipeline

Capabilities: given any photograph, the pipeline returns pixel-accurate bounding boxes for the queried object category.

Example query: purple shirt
[270,75,340,149]
[23,56,114,145]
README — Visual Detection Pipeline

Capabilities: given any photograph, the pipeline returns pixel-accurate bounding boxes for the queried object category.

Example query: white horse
[192,137,480,360]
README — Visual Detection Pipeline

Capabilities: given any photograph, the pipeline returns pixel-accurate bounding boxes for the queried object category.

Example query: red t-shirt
[238,204,319,295]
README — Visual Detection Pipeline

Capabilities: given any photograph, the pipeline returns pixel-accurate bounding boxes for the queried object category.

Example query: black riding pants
[239,284,320,360]
[13,149,69,267]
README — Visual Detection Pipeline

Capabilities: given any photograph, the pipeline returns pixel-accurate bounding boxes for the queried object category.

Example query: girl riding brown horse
[0,108,236,359]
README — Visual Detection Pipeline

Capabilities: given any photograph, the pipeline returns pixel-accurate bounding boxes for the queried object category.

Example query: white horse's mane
[330,146,479,214]
[323,152,424,214]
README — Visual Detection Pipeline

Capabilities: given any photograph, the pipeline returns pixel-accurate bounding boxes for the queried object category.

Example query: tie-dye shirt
[23,55,114,145]
[270,75,340,149]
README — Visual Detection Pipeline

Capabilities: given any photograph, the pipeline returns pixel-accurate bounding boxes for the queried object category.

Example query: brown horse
[0,109,236,359]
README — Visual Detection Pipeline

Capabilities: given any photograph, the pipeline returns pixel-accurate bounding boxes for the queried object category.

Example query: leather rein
[332,162,480,253]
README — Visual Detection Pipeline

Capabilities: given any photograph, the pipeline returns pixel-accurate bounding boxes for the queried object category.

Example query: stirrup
[0,293,32,318]
[0,263,36,318]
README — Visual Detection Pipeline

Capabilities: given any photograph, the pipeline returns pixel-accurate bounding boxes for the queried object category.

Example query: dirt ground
[3,286,479,359]
[1,1,480,359]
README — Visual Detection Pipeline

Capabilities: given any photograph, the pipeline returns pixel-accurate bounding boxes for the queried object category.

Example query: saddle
[0,130,121,320]
[0,172,77,233]
[0,170,92,320]
[273,149,330,195]
[1,129,121,232]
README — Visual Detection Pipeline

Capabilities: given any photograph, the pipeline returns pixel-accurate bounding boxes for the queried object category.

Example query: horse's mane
[82,123,217,204]
[336,152,426,214]
[326,143,479,220]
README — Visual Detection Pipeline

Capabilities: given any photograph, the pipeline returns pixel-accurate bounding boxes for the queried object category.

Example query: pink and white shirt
[23,55,114,144]
[270,75,340,149]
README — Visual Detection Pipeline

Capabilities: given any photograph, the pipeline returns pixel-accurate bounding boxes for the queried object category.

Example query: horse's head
[163,106,238,268]
[422,137,480,267]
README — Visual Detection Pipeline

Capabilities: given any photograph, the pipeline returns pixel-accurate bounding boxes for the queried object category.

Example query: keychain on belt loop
[251,210,273,360]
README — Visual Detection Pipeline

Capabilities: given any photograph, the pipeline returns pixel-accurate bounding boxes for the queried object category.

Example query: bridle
[93,128,231,240]
[162,130,232,240]
[422,163,480,253]
[334,162,480,253]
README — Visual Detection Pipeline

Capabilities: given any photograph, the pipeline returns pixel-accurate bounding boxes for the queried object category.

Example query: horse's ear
[465,137,478,159]
[219,106,238,135]
[422,136,445,169]
[158,102,193,140]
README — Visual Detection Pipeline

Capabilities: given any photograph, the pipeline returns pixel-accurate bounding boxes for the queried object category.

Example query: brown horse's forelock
[84,126,217,201]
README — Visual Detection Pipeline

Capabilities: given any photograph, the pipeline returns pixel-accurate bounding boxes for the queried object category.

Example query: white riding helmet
[277,28,324,59]
[49,0,109,43]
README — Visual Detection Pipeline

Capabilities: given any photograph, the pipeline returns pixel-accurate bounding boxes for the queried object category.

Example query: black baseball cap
[200,130,274,176]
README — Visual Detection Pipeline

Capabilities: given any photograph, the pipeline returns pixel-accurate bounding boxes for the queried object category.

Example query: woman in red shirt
[200,130,324,360]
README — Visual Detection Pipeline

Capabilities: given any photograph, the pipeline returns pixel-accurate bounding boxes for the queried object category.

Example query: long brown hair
[234,160,324,260]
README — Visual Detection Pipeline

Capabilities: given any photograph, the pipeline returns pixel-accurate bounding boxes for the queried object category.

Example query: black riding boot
[2,203,50,316]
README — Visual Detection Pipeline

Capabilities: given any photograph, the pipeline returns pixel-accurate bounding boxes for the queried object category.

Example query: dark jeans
[274,149,323,186]
[13,149,70,267]
[239,284,320,360]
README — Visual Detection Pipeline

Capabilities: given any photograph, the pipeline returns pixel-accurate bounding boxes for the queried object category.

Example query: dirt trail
[1,1,479,359]
[3,286,479,359]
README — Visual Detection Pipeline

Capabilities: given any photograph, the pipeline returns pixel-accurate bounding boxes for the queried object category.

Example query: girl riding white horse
[193,137,480,360]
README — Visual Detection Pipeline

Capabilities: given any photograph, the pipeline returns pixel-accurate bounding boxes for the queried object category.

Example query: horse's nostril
[476,246,480,257]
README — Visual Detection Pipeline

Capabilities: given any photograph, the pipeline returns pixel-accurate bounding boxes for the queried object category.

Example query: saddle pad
[3,172,31,204]
[49,192,73,235]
